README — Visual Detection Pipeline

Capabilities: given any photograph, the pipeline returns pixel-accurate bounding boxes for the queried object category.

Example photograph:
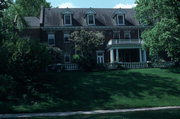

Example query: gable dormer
[62,8,73,26]
[113,9,125,25]
[85,8,96,25]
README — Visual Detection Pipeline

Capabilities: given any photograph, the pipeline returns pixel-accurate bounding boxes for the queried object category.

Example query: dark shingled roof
[24,17,40,27]
[25,8,140,27]
[43,8,139,27]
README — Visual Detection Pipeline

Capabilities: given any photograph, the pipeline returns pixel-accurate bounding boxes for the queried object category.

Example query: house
[22,7,148,67]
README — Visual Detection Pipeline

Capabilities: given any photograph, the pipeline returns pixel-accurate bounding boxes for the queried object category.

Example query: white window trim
[87,14,95,25]
[64,32,70,43]
[64,54,71,63]
[48,33,55,46]
[64,14,72,26]
[116,15,125,25]
[96,50,104,64]
[113,31,121,39]
[124,31,131,39]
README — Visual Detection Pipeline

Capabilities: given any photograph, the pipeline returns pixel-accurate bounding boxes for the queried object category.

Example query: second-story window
[88,14,95,25]
[64,14,72,25]
[64,32,70,43]
[113,31,120,39]
[124,31,131,39]
[48,33,55,46]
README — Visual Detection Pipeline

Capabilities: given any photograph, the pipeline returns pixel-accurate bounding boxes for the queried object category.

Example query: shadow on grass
[30,70,180,112]
[167,67,180,74]
[3,69,180,113]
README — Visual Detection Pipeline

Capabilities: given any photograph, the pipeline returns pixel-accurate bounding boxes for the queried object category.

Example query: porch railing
[121,62,148,69]
[108,62,148,69]
[63,63,79,71]
[108,39,142,45]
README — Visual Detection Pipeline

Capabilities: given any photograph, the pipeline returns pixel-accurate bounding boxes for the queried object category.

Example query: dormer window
[87,14,95,25]
[64,14,71,25]
[86,8,96,25]
[63,8,73,26]
[113,9,125,25]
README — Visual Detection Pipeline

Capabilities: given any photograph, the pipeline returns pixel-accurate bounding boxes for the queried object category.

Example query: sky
[47,0,136,8]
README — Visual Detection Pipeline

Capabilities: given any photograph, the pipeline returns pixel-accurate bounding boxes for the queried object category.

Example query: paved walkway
[0,106,180,118]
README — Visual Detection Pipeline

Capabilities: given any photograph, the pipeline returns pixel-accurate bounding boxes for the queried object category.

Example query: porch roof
[107,44,142,50]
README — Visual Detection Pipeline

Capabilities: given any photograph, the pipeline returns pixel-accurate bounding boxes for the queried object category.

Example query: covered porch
[109,48,147,63]
[107,38,147,63]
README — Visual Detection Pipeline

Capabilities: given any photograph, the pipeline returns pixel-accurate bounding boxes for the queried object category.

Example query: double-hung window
[86,9,96,25]
[87,14,95,25]
[117,15,124,25]
[113,9,125,25]
[113,31,120,39]
[64,33,70,43]
[48,34,55,46]
[64,14,72,25]
[124,31,131,39]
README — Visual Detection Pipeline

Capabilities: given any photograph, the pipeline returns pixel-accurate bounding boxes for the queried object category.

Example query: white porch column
[110,49,114,63]
[116,49,119,62]
[139,49,142,62]
[143,50,147,62]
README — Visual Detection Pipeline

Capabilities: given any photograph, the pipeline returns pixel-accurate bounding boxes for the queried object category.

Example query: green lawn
[11,109,180,119]
[1,68,180,113]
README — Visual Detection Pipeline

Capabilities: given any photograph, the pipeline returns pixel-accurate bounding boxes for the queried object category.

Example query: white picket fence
[121,62,148,69]
[63,64,79,71]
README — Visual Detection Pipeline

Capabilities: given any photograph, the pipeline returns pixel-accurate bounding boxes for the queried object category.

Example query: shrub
[0,75,16,101]
[0,38,56,102]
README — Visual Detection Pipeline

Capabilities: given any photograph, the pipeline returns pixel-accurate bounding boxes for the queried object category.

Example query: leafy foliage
[135,0,180,25]
[70,30,104,71]
[142,19,180,60]
[0,0,53,104]
[15,0,50,17]
[0,38,54,101]
[47,46,63,64]
[0,75,15,101]
[135,0,180,61]
[5,39,52,74]
[0,0,14,41]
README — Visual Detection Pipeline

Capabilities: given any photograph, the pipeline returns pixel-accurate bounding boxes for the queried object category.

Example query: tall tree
[0,0,12,16]
[0,0,53,102]
[1,0,51,40]
[15,0,50,17]
[135,0,180,25]
[0,0,13,41]
[70,30,104,71]
[135,0,180,61]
